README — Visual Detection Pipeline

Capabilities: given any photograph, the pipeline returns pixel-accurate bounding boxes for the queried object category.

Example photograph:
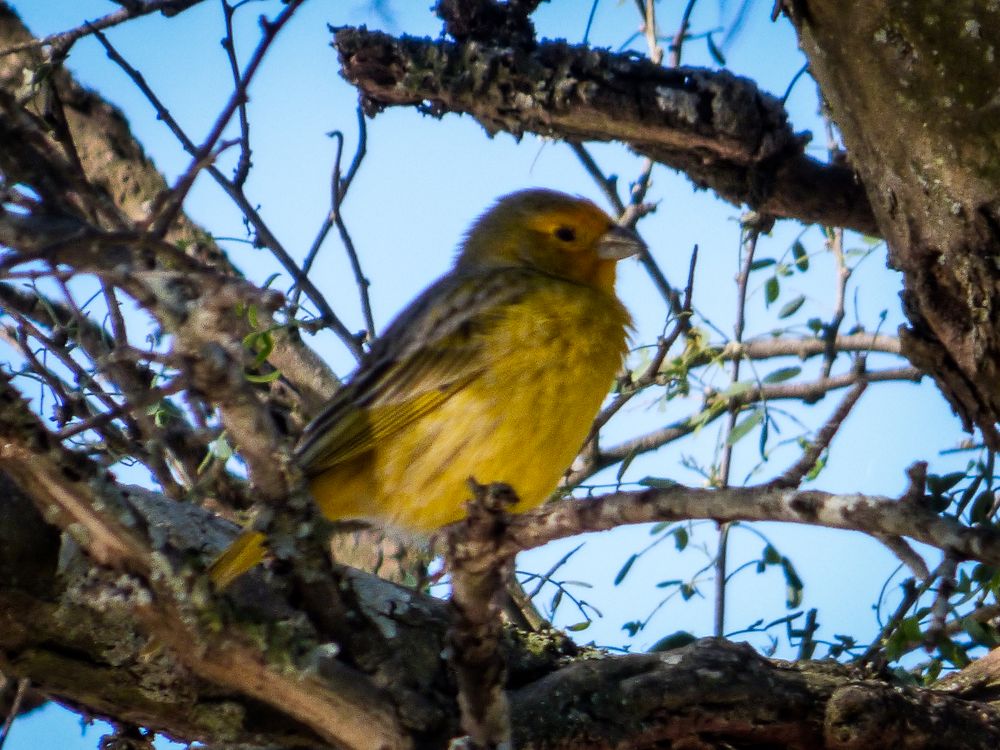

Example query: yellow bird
[211,189,642,586]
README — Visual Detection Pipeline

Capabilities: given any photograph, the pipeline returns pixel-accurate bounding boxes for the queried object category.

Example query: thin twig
[147,0,305,236]
[588,244,697,437]
[90,26,364,360]
[0,678,29,750]
[0,0,203,59]
[569,142,681,313]
[668,0,699,67]
[566,365,923,487]
[768,374,868,488]
[713,217,762,638]
[220,0,254,188]
[641,0,663,64]
[927,556,958,648]
[295,106,374,339]
[870,533,930,580]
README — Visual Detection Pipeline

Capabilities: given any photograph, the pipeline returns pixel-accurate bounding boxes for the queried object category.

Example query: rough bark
[333,27,877,235]
[5,3,1000,749]
[5,473,1000,750]
[785,1,1000,445]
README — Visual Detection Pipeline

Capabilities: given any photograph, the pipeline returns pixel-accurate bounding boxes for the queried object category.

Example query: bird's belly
[368,374,605,529]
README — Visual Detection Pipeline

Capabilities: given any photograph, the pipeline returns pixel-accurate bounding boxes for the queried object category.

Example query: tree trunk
[786,1,1000,444]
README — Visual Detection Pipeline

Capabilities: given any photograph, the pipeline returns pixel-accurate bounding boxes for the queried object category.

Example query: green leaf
[962,618,997,646]
[656,579,683,589]
[211,433,233,461]
[673,527,688,551]
[972,564,996,584]
[656,578,684,589]
[805,452,827,481]
[616,448,638,484]
[927,472,966,495]
[648,630,697,652]
[778,295,806,319]
[792,240,809,271]
[969,490,996,523]
[565,621,591,632]
[727,410,763,446]
[245,369,282,384]
[806,317,823,333]
[649,521,671,535]
[638,477,680,489]
[621,621,641,637]
[763,366,801,384]
[765,276,780,305]
[614,554,638,586]
[750,258,776,271]
[938,639,971,668]
[763,544,782,565]
[198,432,233,474]
[781,556,804,608]
[719,381,754,399]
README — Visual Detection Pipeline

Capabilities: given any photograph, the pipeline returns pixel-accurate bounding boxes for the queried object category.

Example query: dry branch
[333,27,877,234]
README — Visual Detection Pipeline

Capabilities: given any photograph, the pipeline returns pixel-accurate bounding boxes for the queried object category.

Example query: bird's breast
[366,280,630,531]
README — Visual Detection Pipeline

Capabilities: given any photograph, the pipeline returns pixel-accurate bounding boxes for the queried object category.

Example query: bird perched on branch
[211,188,642,587]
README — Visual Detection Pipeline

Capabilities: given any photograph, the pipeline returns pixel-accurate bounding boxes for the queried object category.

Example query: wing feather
[295,269,540,473]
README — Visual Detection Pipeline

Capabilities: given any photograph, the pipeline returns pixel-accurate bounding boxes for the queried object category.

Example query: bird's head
[456,189,645,293]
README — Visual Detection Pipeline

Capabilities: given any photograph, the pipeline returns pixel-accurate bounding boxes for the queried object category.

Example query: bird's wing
[295,269,538,474]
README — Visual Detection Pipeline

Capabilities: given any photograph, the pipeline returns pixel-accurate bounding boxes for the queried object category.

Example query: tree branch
[499,481,1000,568]
[333,27,877,234]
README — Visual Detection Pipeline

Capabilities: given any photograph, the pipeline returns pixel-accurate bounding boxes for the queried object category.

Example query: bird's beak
[597,225,646,260]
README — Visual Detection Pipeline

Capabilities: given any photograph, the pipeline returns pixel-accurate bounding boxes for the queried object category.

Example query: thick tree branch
[333,27,877,234]
[501,481,1000,568]
[4,467,1000,750]
[785,2,1000,444]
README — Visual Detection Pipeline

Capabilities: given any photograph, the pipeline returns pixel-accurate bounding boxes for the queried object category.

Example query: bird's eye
[554,226,576,242]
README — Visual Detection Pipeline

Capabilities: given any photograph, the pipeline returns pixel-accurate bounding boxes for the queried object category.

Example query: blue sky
[4,1,969,748]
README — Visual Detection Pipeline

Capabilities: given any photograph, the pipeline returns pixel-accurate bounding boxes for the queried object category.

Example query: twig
[714,216,762,638]
[588,244,697,438]
[870,533,930,580]
[498,482,1000,570]
[926,556,958,648]
[860,576,919,665]
[768,375,868,488]
[0,0,204,59]
[220,0,253,188]
[568,141,621,212]
[566,365,923,487]
[582,0,600,44]
[0,678,28,750]
[444,481,516,749]
[55,377,185,440]
[147,0,305,236]
[296,106,374,341]
[569,142,682,313]
[641,0,663,65]
[668,0,699,67]
[91,26,364,360]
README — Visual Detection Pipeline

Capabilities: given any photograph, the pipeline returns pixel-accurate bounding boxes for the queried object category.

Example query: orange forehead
[493,189,615,238]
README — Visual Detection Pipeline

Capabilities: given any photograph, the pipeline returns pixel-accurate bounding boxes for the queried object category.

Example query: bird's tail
[207,530,268,589]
